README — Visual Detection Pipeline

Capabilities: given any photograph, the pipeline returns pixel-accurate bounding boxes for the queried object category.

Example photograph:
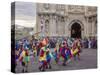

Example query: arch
[71,22,81,38]
[68,19,84,30]
[68,20,84,38]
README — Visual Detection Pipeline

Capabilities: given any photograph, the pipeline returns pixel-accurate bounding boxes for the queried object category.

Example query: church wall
[36,3,97,39]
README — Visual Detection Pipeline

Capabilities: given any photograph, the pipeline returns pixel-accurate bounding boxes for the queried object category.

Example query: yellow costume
[71,48,79,55]
[39,52,46,61]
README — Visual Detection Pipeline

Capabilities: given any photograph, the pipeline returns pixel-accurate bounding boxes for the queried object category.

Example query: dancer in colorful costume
[59,41,72,66]
[19,47,30,72]
[38,37,52,71]
[46,48,52,69]
[38,47,46,71]
[71,39,81,60]
[53,42,60,64]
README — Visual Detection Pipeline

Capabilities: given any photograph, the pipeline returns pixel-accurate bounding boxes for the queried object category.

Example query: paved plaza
[15,48,97,73]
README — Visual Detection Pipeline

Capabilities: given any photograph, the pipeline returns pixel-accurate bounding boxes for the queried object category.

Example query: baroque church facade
[36,3,97,39]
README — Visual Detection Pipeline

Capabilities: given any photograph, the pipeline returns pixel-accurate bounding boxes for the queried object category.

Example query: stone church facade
[36,3,97,39]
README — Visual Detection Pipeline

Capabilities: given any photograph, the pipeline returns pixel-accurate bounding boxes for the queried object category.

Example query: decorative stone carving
[43,4,50,10]
[68,5,85,14]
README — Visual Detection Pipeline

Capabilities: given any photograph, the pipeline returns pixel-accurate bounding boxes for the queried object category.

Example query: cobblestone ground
[15,48,97,73]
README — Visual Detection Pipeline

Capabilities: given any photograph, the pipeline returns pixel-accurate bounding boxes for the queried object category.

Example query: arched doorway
[71,22,81,38]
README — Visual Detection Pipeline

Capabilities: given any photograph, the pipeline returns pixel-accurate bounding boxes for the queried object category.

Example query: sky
[14,2,36,28]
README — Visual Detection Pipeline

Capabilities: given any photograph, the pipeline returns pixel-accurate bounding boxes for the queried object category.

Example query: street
[15,48,97,73]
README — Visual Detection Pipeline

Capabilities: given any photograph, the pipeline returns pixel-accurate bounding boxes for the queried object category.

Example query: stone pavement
[15,48,97,73]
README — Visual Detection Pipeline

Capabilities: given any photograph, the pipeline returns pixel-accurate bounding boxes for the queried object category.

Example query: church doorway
[71,22,81,38]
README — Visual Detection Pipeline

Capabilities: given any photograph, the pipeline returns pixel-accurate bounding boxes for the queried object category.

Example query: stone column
[84,16,89,38]
[91,17,96,37]
[57,16,61,36]
[56,16,58,36]
[61,17,65,36]
[88,17,92,37]
[49,15,52,37]
[64,17,68,37]
[49,14,56,37]
[58,17,62,36]
[52,15,57,36]
[84,7,90,38]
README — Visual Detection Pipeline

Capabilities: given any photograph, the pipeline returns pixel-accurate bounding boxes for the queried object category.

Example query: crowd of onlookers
[15,37,97,50]
[82,37,97,49]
